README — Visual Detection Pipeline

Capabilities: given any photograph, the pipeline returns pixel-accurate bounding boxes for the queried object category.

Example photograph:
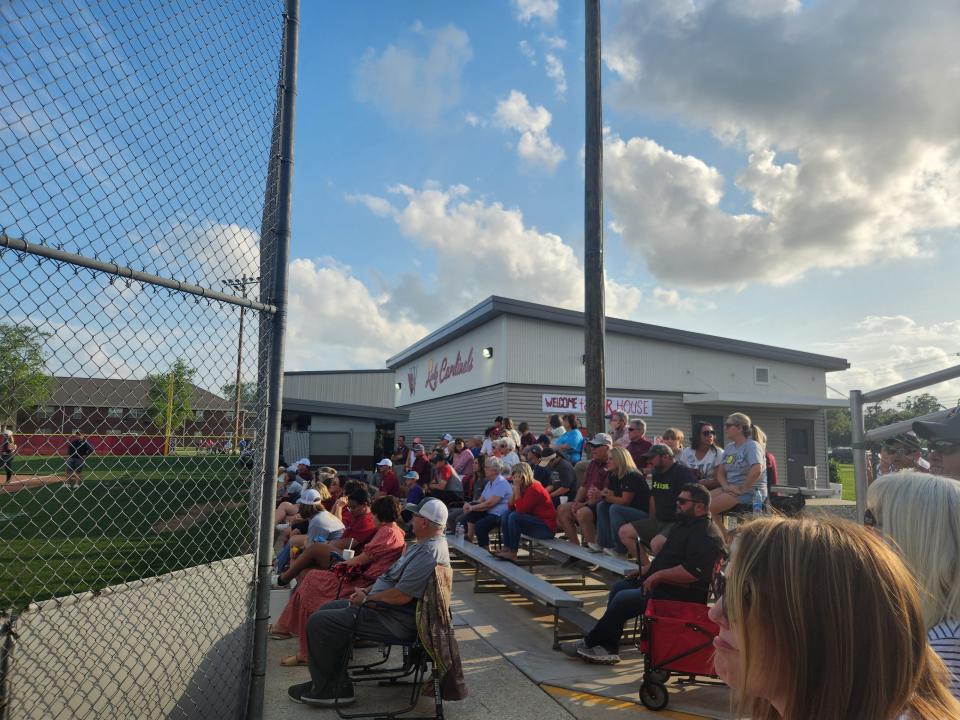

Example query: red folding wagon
[637,598,721,711]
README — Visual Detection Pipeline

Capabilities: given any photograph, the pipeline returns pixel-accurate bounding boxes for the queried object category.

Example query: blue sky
[286,0,960,404]
[2,0,958,405]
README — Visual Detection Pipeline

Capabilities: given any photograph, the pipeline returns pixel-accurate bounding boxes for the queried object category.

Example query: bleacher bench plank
[522,535,636,576]
[448,535,585,649]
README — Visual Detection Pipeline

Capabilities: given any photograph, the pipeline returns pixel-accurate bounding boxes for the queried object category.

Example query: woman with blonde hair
[495,461,556,562]
[710,412,766,524]
[709,515,960,719]
[660,427,685,454]
[867,472,960,699]
[595,446,650,557]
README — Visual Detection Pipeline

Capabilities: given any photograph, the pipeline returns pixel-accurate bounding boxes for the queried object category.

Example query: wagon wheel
[639,681,669,711]
[646,669,670,684]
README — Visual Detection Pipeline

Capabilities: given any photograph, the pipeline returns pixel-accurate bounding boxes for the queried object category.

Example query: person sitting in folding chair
[288,497,451,707]
[561,483,725,665]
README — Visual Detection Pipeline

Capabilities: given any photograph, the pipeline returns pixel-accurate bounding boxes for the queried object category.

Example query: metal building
[387,296,849,487]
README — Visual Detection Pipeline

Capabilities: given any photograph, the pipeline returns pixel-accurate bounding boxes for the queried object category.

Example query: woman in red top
[494,461,557,562]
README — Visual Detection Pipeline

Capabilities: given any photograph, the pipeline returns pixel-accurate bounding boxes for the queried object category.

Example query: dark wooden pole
[584,0,606,437]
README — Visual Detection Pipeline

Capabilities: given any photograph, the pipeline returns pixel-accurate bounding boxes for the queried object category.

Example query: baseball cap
[376,458,393,467]
[296,458,311,467]
[403,470,420,481]
[643,443,674,459]
[882,431,922,451]
[441,433,454,442]
[298,488,322,505]
[405,497,448,527]
[586,433,613,447]
[525,444,543,458]
[413,443,425,452]
[913,407,960,444]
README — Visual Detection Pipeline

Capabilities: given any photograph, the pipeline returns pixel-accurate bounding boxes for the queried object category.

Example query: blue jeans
[464,510,502,548]
[500,510,554,551]
[585,578,645,654]
[596,502,648,552]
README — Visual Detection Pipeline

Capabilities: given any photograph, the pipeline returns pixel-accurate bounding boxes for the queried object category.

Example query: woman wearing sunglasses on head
[867,472,960,700]
[709,515,960,719]
[709,413,767,529]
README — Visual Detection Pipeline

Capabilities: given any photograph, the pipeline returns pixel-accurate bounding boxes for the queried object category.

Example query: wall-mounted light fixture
[394,382,402,390]
[482,347,494,359]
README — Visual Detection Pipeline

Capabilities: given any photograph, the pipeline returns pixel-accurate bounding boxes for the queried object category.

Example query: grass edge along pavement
[0,455,254,610]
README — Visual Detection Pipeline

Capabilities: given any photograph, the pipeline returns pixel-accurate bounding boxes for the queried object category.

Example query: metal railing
[849,364,960,519]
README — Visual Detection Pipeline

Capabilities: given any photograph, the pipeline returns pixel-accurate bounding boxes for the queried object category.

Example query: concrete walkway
[263,565,736,720]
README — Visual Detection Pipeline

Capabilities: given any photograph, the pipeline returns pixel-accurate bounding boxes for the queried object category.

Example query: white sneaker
[577,645,621,664]
[586,542,602,553]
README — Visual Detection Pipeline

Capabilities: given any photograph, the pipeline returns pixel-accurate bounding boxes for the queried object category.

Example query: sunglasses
[863,507,880,529]
[724,423,739,428]
[702,430,716,436]
[882,445,917,456]
[711,572,727,618]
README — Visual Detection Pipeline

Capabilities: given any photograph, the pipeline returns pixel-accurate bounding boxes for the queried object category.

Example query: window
[37,406,55,418]
[71,407,83,419]
[194,410,205,421]
[225,412,235,422]
[127,408,145,419]
[107,407,124,418]
[754,367,770,385]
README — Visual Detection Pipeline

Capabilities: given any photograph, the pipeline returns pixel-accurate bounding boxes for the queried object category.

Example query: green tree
[896,392,942,418]
[826,408,852,447]
[0,324,52,426]
[147,359,196,432]
[221,381,257,407]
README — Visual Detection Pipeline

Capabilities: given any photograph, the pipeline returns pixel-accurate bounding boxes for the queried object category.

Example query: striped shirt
[929,619,960,700]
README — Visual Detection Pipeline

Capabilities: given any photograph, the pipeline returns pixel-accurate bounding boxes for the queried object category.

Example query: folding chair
[333,604,445,720]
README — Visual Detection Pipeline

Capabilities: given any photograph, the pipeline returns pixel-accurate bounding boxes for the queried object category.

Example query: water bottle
[456,524,465,539]
[752,487,764,516]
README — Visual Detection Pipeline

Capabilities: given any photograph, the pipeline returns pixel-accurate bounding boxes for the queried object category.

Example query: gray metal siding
[283,372,394,408]
[396,385,508,443]
[504,385,692,440]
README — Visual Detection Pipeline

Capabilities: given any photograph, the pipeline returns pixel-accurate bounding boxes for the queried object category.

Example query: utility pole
[584,0,606,437]
[224,275,259,454]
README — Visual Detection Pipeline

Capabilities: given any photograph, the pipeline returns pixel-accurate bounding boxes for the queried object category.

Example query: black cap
[913,407,960,444]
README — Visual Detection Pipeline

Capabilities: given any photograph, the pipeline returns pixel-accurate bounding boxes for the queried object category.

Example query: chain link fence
[0,1,293,717]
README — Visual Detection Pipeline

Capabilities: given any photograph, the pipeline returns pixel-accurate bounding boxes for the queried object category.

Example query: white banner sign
[541,394,653,417]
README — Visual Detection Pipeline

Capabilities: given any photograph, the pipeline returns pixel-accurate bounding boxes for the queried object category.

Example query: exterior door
[785,419,816,487]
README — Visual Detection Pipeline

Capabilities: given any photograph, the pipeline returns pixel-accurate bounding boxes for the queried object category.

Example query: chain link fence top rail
[0,1,285,718]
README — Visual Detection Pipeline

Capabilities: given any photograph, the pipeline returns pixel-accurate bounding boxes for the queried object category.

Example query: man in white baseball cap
[290,500,450,707]
[374,458,401,498]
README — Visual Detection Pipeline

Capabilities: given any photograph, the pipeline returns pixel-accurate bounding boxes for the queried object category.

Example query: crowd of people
[269,409,960,716]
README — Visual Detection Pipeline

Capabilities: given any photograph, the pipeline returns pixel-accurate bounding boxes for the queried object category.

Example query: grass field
[0,455,258,610]
[837,463,856,501]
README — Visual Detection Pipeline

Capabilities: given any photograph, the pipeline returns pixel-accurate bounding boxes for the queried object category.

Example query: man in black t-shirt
[620,444,696,557]
[539,448,576,506]
[65,431,94,488]
[562,483,725,664]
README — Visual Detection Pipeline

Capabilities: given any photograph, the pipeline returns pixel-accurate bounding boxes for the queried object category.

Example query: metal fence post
[849,389,867,521]
[246,1,298,718]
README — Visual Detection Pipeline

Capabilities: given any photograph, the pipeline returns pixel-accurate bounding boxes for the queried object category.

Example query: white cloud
[354,23,472,127]
[545,54,567,97]
[519,40,536,65]
[512,0,558,24]
[463,112,485,128]
[603,0,960,289]
[493,91,566,172]
[541,34,567,50]
[285,258,426,370]
[144,219,261,289]
[350,183,707,326]
[816,316,960,405]
[345,193,395,217]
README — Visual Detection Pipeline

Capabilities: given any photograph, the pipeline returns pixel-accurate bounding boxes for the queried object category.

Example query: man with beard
[560,483,725,665]
[914,407,960,481]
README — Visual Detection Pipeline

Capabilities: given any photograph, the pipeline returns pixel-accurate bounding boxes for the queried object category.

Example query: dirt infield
[0,474,68,493]
[151,501,247,533]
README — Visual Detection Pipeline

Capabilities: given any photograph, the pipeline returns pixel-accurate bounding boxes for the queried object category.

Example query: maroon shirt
[379,469,401,497]
[627,437,653,469]
[583,459,609,503]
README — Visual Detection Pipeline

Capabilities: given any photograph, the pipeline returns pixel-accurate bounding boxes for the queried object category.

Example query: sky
[284,0,960,405]
[2,0,959,406]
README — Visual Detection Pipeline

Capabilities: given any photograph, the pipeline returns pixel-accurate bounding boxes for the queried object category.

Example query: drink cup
[559,496,569,504]
[340,549,355,561]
